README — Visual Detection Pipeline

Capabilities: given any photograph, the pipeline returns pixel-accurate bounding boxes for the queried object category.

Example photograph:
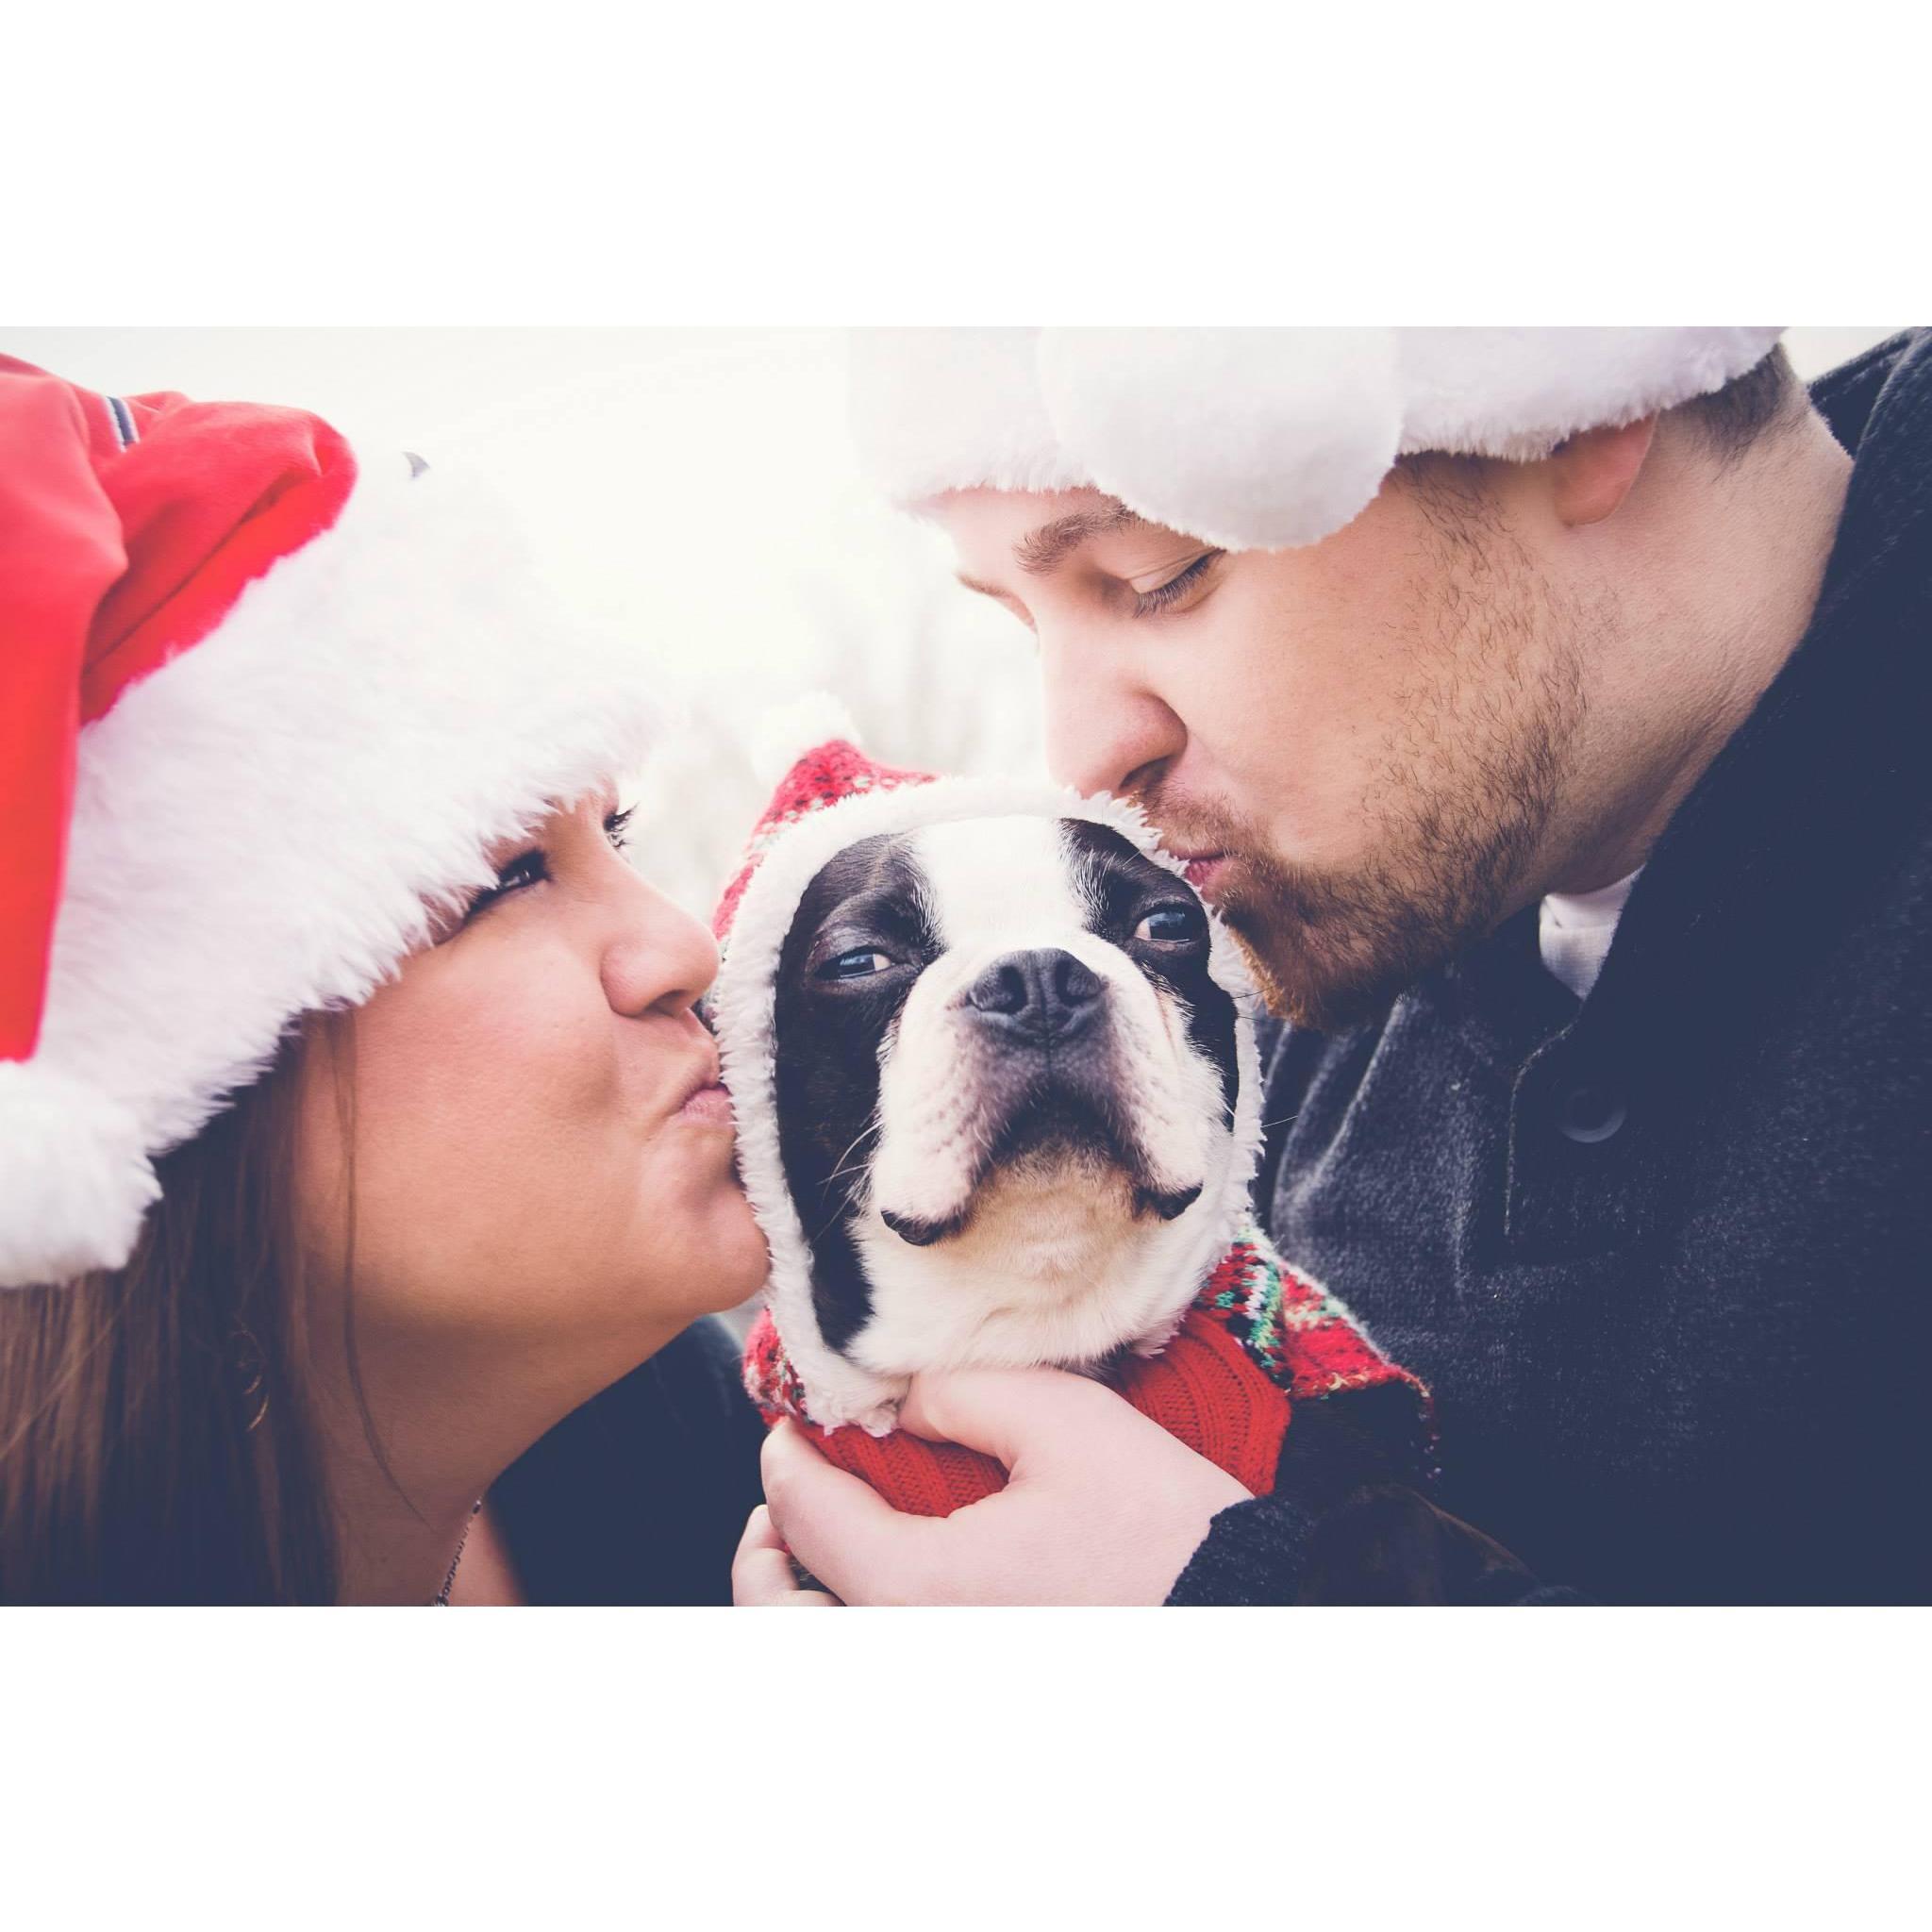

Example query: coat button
[1557,1082,1627,1144]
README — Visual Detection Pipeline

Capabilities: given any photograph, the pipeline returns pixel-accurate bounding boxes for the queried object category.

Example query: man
[754,327,1931,1604]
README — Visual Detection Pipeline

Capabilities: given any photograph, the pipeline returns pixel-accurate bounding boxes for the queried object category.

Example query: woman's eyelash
[1132,550,1224,618]
[454,808,632,934]
[462,849,548,924]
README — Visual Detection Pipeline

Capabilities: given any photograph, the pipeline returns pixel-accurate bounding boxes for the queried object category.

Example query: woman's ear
[1547,415,1657,527]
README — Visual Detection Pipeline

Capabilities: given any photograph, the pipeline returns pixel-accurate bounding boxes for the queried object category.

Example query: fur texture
[849,326,1786,550]
[2,451,658,1289]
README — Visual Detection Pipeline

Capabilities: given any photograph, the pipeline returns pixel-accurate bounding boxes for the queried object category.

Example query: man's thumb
[896,1365,1114,1473]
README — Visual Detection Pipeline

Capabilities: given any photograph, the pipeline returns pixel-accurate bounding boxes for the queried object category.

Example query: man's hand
[758,1366,1252,1605]
[731,1504,842,1606]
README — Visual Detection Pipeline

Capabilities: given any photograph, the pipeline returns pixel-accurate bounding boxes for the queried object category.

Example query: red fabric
[742,1238,1431,1518]
[712,738,935,941]
[747,1305,1291,1517]
[0,357,357,1062]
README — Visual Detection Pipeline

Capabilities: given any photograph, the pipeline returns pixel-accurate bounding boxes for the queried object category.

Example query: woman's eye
[819,948,893,981]
[605,807,633,852]
[1131,549,1224,619]
[459,849,549,927]
[1135,904,1203,944]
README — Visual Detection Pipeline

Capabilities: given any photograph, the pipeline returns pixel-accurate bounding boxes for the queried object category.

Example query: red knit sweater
[742,1230,1431,1516]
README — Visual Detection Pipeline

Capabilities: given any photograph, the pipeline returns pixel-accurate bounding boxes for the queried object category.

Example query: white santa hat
[0,356,658,1290]
[848,327,1787,551]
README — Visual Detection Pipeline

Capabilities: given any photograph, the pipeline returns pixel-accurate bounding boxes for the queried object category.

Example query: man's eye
[1131,549,1224,619]
[818,948,894,980]
[1135,904,1203,943]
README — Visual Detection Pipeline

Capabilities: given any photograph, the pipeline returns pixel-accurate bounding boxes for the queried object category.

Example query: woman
[0,357,771,1604]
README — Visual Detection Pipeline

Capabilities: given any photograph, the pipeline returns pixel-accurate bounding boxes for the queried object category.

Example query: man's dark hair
[1673,344,1803,464]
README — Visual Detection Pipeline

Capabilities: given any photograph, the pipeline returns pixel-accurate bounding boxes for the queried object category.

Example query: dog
[710,738,1279,1430]
[769,810,1251,1409]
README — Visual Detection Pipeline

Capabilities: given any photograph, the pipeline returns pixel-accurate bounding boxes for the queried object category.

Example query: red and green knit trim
[742,1222,1433,1522]
[1197,1232,1429,1409]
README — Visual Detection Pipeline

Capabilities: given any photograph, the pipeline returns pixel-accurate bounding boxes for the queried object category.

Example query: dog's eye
[819,948,894,980]
[1135,904,1203,944]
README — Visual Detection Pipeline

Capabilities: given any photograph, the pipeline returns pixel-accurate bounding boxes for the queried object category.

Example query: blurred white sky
[7,327,1903,908]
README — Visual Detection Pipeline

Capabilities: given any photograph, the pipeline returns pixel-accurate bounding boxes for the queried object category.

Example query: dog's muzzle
[876,946,1204,1247]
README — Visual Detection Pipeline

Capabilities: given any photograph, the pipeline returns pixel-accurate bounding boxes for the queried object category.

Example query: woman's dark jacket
[495,1316,763,1605]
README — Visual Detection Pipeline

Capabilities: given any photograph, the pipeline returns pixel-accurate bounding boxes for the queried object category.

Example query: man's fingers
[760,1421,938,1605]
[732,1503,841,1605]
[896,1364,1120,1471]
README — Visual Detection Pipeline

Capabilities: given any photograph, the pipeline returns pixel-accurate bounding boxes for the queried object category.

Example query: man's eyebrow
[1013,500,1143,575]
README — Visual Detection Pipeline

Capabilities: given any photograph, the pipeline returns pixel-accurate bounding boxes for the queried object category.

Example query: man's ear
[1547,416,1657,527]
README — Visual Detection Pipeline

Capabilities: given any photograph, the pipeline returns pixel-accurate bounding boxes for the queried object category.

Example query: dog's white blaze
[854,814,1243,1381]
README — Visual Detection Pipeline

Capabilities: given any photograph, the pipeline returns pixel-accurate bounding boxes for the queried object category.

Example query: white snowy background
[8,328,1900,918]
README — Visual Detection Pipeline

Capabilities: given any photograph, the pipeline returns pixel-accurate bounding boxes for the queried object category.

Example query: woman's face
[293,788,767,1397]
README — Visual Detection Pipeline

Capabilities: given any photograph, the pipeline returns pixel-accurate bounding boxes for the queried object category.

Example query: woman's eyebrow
[1014,500,1144,575]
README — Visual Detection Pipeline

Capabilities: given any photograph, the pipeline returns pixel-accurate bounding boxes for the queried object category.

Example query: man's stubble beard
[1149,500,1597,1033]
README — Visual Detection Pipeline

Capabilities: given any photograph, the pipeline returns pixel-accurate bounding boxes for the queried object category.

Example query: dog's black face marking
[1058,820,1240,1120]
[773,832,938,1353]
[772,815,1241,1365]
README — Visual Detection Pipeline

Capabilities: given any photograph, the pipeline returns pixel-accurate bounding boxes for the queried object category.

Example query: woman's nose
[602,879,721,1021]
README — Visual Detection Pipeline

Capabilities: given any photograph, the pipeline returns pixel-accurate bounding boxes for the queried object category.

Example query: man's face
[934,472,1600,1029]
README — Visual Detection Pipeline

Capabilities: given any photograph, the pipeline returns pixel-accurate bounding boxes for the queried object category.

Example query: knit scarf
[742,1224,1433,1517]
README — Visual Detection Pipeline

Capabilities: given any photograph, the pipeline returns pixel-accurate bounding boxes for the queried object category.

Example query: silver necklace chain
[430,1498,486,1607]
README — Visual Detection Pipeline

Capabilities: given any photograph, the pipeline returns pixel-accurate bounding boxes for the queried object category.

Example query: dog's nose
[963,948,1103,1043]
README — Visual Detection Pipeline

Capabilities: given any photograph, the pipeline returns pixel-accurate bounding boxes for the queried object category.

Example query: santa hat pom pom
[746,692,865,786]
[0,1064,160,1289]
[1039,327,1406,551]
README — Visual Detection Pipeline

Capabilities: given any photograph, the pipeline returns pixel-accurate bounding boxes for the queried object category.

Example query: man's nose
[962,948,1104,1044]
[1039,641,1183,798]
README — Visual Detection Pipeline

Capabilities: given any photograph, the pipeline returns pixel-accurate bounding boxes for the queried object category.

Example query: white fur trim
[2,450,659,1290]
[850,326,1786,550]
[0,1063,158,1284]
[847,328,1081,508]
[1397,327,1787,461]
[709,770,1266,1429]
[1039,327,1405,551]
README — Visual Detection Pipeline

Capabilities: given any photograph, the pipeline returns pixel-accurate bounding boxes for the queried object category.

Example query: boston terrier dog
[708,731,1283,1435]
[772,812,1247,1411]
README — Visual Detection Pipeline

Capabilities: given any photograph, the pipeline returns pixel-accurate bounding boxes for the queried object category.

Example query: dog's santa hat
[849,327,1787,550]
[0,356,658,1291]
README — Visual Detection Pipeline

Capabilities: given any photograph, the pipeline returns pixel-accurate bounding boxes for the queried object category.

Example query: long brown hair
[0,1020,342,1604]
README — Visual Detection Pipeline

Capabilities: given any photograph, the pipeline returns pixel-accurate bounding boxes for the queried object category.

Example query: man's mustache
[1131,777,1259,860]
